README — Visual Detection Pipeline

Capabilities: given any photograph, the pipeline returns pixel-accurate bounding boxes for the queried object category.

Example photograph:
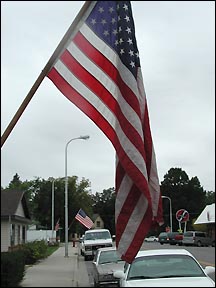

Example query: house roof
[194,203,215,224]
[1,189,31,220]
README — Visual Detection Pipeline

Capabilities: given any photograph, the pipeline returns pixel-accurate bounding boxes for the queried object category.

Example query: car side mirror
[204,266,215,275]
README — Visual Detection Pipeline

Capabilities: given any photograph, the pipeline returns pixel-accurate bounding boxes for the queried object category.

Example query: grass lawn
[45,245,59,257]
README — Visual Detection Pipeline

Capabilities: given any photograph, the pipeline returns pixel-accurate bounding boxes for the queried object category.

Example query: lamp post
[162,196,173,233]
[51,178,56,243]
[65,135,90,257]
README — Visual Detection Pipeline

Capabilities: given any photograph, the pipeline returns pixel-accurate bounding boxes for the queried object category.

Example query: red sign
[176,209,189,223]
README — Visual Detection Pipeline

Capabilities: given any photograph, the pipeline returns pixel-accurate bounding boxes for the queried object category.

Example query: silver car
[92,246,125,287]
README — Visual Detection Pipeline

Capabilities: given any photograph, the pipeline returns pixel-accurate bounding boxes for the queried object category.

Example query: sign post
[176,209,189,233]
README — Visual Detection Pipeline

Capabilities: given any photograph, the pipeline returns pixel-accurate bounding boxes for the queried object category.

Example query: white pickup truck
[81,229,113,261]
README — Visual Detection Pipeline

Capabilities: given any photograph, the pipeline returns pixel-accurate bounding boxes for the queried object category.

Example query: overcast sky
[1,1,215,194]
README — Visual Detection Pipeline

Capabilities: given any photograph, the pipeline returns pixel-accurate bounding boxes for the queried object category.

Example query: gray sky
[1,1,215,194]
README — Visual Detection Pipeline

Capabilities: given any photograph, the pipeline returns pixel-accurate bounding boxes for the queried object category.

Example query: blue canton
[86,1,140,78]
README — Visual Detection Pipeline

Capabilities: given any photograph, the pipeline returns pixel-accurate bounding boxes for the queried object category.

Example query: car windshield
[127,254,206,280]
[85,231,111,240]
[98,250,123,264]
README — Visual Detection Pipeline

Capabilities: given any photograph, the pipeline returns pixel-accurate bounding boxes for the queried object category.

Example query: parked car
[168,232,183,246]
[114,249,215,287]
[92,246,125,287]
[81,229,113,260]
[144,236,159,242]
[158,232,169,245]
[182,231,214,247]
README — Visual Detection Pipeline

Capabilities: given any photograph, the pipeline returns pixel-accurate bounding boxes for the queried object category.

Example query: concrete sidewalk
[20,243,90,287]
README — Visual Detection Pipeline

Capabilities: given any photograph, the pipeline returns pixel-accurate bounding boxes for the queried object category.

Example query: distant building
[92,214,104,229]
[194,203,215,244]
[1,189,32,252]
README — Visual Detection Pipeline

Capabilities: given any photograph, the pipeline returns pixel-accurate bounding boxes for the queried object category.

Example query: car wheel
[94,279,99,287]
[197,241,202,247]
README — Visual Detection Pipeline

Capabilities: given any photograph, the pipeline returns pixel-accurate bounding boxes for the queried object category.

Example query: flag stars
[128,50,134,56]
[101,19,107,25]
[109,7,114,13]
[103,30,109,36]
[119,38,124,44]
[130,61,135,68]
[90,18,96,25]
[126,27,132,34]
[111,18,116,24]
[120,48,125,55]
[123,3,129,11]
[125,15,130,22]
[113,29,118,35]
[127,38,133,45]
[98,7,104,13]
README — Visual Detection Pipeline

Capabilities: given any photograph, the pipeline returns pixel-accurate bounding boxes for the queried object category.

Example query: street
[78,241,215,286]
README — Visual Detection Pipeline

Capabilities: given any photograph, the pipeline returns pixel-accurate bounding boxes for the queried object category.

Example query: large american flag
[47,1,163,263]
[75,208,94,229]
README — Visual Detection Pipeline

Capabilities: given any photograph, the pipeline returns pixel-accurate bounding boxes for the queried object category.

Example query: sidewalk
[20,243,90,287]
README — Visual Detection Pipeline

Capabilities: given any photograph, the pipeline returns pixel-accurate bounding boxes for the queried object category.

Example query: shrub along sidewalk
[1,240,59,287]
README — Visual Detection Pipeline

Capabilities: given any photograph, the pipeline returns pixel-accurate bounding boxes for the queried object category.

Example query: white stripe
[80,23,144,110]
[117,193,148,256]
[115,174,133,221]
[148,146,160,217]
[54,60,148,180]
[67,40,144,141]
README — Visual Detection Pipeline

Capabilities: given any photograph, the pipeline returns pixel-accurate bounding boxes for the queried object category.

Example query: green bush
[1,250,25,287]
[22,240,48,264]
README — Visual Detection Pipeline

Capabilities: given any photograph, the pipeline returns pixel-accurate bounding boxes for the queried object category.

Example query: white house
[194,203,215,246]
[1,189,32,252]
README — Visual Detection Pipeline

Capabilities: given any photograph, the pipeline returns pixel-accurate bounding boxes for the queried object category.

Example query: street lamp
[51,178,56,242]
[65,135,90,257]
[162,196,173,233]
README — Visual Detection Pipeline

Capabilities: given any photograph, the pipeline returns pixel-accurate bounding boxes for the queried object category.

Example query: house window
[96,221,101,228]
[22,226,26,244]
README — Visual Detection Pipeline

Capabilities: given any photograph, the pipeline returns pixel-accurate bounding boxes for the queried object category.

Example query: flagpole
[1,1,91,148]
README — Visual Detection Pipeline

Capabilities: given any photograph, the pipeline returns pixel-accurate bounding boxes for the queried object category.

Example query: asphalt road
[81,241,215,286]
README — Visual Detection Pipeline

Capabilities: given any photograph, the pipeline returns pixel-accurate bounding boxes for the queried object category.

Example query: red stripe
[48,68,150,195]
[121,204,153,263]
[60,49,146,160]
[73,32,142,119]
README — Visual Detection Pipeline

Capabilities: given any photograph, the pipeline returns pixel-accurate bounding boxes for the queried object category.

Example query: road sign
[176,209,189,223]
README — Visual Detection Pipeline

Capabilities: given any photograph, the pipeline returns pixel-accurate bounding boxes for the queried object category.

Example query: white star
[109,7,114,13]
[90,18,96,25]
[129,50,134,56]
[98,7,104,13]
[103,30,109,36]
[123,4,128,11]
[125,15,130,22]
[126,27,132,34]
[130,61,135,68]
[101,19,107,25]
[120,49,125,55]
[127,38,133,45]
[119,38,124,44]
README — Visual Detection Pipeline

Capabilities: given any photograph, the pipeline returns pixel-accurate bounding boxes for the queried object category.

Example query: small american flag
[75,208,94,229]
[47,1,163,263]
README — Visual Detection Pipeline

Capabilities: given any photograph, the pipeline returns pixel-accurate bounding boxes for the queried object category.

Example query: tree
[205,191,215,205]
[160,168,206,232]
[91,187,115,235]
